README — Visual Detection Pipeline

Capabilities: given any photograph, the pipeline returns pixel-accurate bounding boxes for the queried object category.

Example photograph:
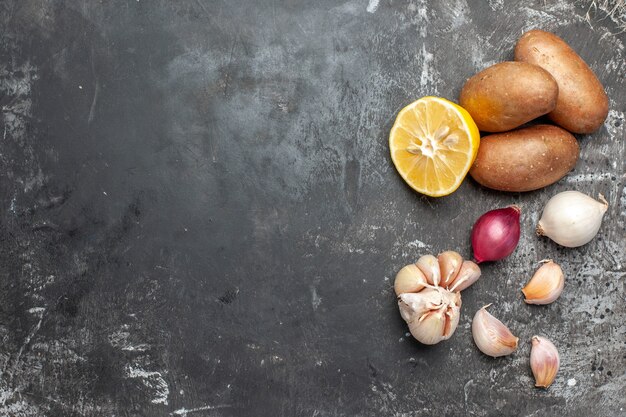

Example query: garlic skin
[398,289,441,322]
[530,336,560,388]
[536,191,608,248]
[398,288,461,345]
[522,260,564,305]
[416,255,441,287]
[449,260,481,292]
[394,264,427,296]
[438,251,463,288]
[472,305,518,357]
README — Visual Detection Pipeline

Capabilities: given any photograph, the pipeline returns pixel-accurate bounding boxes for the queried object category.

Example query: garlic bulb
[530,335,560,388]
[472,305,518,357]
[536,191,608,247]
[522,260,564,305]
[395,251,480,345]
[398,288,461,345]
[394,264,427,296]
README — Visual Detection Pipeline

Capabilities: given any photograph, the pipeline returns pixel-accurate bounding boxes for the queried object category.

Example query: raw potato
[514,30,609,134]
[469,125,579,192]
[459,61,558,132]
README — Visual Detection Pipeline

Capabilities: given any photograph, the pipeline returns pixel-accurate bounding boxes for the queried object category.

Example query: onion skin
[471,206,521,263]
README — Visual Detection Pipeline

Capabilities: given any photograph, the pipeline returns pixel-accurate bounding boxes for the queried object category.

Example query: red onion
[471,205,521,263]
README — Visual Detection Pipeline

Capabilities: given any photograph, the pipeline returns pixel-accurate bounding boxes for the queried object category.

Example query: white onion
[536,191,608,248]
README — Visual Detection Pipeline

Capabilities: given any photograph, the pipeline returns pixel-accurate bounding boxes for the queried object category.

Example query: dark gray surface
[0,0,624,416]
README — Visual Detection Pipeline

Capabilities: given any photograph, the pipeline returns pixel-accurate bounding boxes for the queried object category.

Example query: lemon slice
[389,96,480,197]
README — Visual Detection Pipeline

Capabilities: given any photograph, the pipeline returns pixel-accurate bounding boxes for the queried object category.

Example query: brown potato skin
[514,30,609,134]
[459,62,558,133]
[469,125,579,192]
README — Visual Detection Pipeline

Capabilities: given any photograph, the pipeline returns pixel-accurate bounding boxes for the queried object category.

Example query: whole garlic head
[398,288,461,345]
[395,251,480,345]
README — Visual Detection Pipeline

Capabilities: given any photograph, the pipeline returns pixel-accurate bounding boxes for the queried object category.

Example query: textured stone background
[0,0,624,416]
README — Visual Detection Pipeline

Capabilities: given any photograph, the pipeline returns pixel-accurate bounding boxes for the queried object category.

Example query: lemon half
[389,96,480,197]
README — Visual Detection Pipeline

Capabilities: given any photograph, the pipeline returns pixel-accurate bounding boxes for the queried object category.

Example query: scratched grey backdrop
[0,0,624,416]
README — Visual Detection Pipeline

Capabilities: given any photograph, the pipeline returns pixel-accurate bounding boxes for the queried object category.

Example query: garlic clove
[530,335,560,388]
[449,260,482,292]
[536,191,608,248]
[438,251,463,288]
[394,264,428,296]
[399,288,461,345]
[408,309,447,345]
[471,304,518,357]
[522,260,564,305]
[416,254,441,287]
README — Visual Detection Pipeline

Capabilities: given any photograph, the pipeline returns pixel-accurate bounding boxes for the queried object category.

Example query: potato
[459,61,558,132]
[514,30,609,134]
[469,125,579,192]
